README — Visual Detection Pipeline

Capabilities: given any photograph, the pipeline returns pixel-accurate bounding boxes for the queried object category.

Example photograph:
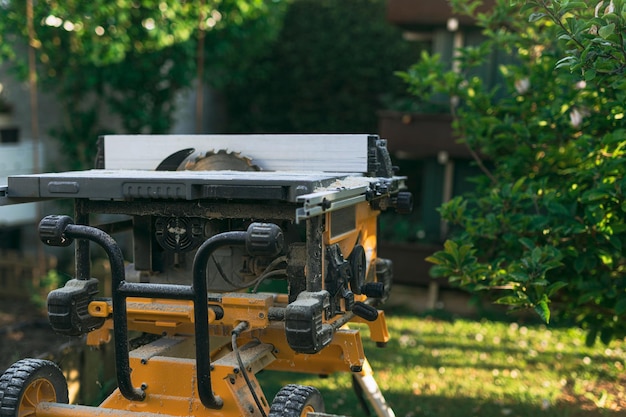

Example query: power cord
[231,321,268,417]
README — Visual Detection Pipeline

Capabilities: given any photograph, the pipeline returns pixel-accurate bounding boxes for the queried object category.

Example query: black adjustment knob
[245,223,284,257]
[360,282,385,298]
[39,215,75,247]
[349,245,366,295]
[352,302,379,322]
[394,192,413,214]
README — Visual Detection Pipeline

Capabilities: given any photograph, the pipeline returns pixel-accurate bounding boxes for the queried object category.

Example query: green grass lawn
[258,308,626,417]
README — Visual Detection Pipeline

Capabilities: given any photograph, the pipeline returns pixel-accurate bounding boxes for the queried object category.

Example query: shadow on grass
[384,302,565,327]
[256,309,625,417]
[379,390,623,417]
[372,310,623,383]
[258,370,622,417]
[376,335,621,382]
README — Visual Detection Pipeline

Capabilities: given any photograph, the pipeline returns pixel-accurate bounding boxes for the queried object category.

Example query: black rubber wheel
[0,358,68,417]
[269,384,325,417]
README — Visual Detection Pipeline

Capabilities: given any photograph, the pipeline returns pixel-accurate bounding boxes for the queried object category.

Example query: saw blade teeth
[177,148,261,171]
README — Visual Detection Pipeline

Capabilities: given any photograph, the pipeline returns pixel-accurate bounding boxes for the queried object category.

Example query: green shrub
[399,0,626,344]
[223,0,423,134]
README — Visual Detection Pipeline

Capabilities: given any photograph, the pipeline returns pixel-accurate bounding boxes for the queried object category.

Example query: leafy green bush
[398,0,626,344]
[223,0,423,134]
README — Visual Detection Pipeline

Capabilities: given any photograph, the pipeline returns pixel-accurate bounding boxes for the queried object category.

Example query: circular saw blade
[178,150,260,171]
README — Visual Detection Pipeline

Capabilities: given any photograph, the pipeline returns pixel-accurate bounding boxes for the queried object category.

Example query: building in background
[378,0,501,295]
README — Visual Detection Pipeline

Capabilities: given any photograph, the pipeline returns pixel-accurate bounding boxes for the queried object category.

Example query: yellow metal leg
[355,359,395,417]
[36,402,169,417]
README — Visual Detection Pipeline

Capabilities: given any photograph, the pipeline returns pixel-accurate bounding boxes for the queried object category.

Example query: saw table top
[1,169,376,204]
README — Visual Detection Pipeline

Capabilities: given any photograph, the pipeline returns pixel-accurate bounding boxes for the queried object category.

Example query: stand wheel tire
[0,359,68,417]
[269,384,325,417]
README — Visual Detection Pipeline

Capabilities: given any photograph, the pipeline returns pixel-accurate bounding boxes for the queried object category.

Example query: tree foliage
[223,0,421,134]
[0,0,284,169]
[399,0,626,344]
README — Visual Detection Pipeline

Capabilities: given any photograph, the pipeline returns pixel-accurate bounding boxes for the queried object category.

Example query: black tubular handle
[191,231,247,409]
[190,222,282,408]
[39,215,283,410]
[40,216,146,402]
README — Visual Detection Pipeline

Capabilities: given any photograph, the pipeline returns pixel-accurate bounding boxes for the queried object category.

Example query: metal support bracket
[296,186,368,223]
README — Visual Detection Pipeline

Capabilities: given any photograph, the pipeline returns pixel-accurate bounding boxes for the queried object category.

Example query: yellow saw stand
[0,134,412,417]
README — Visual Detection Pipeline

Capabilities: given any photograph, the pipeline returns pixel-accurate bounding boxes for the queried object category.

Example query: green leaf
[426,251,456,266]
[574,255,586,274]
[519,237,535,250]
[608,235,622,251]
[547,281,568,297]
[547,202,571,216]
[568,1,590,7]
[528,12,546,22]
[519,3,537,13]
[534,300,551,323]
[584,68,597,81]
[531,247,543,263]
[582,189,608,202]
[555,56,577,69]
[509,272,530,282]
[615,298,626,315]
[429,265,452,278]
[598,23,616,39]
[495,296,527,306]
[512,176,526,193]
